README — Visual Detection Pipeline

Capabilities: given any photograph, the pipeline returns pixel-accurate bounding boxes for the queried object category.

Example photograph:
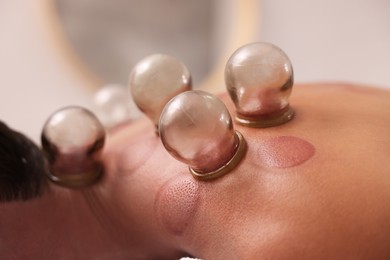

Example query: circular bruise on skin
[256,136,315,168]
[155,176,199,236]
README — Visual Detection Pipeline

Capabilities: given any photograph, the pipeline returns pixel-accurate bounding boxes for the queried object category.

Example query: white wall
[260,0,390,88]
[0,1,94,142]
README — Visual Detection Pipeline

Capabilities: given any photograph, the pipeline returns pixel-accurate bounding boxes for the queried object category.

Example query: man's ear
[0,121,48,202]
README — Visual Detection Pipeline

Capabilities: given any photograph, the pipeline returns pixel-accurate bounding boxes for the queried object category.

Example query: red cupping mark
[155,177,199,236]
[256,136,315,168]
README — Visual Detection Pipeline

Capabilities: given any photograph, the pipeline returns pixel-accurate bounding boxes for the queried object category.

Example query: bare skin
[1,83,390,259]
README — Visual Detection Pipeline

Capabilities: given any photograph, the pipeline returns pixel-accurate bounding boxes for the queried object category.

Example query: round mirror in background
[50,0,260,89]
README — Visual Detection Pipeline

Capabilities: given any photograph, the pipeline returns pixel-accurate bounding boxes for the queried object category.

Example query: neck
[0,183,181,259]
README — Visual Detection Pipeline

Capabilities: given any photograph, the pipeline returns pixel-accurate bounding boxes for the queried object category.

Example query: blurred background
[1,0,389,142]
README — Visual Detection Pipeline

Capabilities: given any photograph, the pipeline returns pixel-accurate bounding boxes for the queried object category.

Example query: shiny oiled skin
[1,83,390,259]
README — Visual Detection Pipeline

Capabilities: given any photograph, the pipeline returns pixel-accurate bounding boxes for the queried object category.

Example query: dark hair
[0,121,47,202]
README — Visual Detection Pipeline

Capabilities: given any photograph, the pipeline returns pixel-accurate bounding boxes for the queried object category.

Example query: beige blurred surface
[0,0,95,142]
[0,0,389,142]
[260,0,390,88]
